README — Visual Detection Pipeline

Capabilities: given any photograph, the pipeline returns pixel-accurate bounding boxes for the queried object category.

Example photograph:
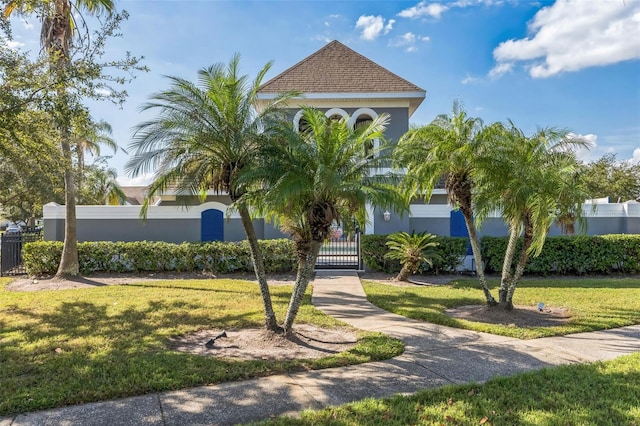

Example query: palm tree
[478,122,590,309]
[394,100,497,306]
[75,118,118,170]
[385,231,441,282]
[245,107,406,334]
[78,163,126,205]
[125,55,293,332]
[73,116,119,191]
[3,0,116,278]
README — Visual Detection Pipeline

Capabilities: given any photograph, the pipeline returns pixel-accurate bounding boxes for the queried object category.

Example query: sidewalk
[2,271,639,425]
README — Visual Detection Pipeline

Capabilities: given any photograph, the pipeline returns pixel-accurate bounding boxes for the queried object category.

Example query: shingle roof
[258,40,425,95]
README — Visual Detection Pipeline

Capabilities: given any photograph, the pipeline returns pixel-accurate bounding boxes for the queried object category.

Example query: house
[43,41,640,246]
[45,40,431,243]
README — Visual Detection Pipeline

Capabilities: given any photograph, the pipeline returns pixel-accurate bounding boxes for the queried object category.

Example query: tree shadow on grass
[0,298,271,416]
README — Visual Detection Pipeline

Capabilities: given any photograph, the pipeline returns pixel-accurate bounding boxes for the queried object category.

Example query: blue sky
[5,0,640,185]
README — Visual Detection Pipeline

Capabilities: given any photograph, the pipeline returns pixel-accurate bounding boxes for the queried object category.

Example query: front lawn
[261,352,640,426]
[363,277,640,339]
[0,278,403,416]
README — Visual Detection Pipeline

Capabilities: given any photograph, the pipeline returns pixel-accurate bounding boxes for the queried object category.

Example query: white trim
[349,108,380,156]
[43,202,241,220]
[406,203,640,219]
[293,110,305,132]
[279,99,410,109]
[160,189,229,196]
[257,92,425,100]
[410,204,452,218]
[324,108,348,120]
[348,107,378,127]
[365,202,375,235]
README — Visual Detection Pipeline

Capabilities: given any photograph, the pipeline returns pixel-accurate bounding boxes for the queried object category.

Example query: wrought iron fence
[315,231,362,270]
[0,230,41,276]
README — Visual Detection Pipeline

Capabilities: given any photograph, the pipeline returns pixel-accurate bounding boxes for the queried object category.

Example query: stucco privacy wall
[43,202,287,244]
[377,203,639,238]
[43,201,639,244]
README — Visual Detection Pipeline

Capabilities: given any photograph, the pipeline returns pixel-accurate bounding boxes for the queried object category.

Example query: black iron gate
[315,230,362,270]
[1,231,40,276]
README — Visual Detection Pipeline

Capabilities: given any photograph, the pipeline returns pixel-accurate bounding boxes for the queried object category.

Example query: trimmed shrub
[481,234,640,275]
[362,234,467,274]
[22,239,296,276]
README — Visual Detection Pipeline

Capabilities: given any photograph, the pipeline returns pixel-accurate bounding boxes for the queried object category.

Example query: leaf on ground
[480,416,489,424]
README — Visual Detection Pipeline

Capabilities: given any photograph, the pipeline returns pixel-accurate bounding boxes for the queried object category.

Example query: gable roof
[257,41,425,114]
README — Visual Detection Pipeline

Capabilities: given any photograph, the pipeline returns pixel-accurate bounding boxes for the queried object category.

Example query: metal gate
[315,229,363,270]
[0,231,41,276]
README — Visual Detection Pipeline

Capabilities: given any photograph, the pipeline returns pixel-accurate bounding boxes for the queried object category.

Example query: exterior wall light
[383,210,391,222]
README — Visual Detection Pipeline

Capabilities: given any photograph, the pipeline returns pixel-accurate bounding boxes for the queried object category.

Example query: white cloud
[117,173,155,187]
[568,133,598,162]
[491,0,640,78]
[398,0,502,19]
[389,31,430,52]
[384,19,396,34]
[398,2,449,19]
[402,32,417,44]
[314,34,332,43]
[3,39,25,50]
[631,148,640,164]
[461,74,480,84]
[356,15,386,40]
[488,62,513,78]
[95,88,112,97]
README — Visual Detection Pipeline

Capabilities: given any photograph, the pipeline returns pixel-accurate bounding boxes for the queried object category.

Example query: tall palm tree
[245,107,406,334]
[3,0,116,278]
[74,117,119,191]
[394,100,497,306]
[125,55,293,332]
[78,164,126,205]
[75,118,118,170]
[477,122,590,309]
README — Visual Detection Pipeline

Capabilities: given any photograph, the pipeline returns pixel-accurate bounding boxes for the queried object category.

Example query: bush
[22,239,296,276]
[362,234,467,274]
[481,234,640,275]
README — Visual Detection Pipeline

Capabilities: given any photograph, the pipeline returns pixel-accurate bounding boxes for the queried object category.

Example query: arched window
[356,115,374,158]
[325,108,348,122]
[350,108,380,158]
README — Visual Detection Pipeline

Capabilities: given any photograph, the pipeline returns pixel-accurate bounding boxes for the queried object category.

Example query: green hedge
[22,239,297,276]
[361,234,467,274]
[481,234,640,275]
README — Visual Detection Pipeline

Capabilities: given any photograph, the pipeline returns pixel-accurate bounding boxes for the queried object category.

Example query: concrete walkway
[3,271,639,425]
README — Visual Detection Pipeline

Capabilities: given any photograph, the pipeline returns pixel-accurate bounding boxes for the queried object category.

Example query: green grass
[0,278,403,416]
[259,352,640,426]
[363,277,640,339]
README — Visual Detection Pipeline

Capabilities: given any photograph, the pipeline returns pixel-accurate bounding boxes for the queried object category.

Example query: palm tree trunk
[395,264,413,282]
[52,0,79,278]
[237,206,279,331]
[460,205,496,306]
[283,240,322,335]
[499,221,520,303]
[504,218,534,310]
[56,136,79,278]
